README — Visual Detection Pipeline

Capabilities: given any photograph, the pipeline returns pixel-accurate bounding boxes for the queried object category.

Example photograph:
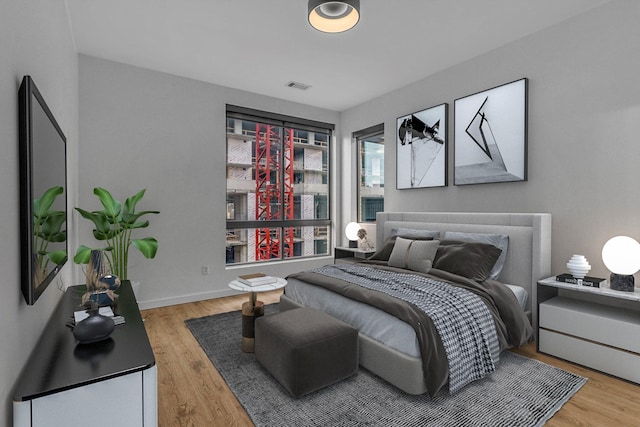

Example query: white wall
[78,55,340,309]
[341,0,640,280]
[0,1,78,424]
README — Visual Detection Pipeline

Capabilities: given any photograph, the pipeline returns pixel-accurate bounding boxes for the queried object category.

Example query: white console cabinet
[13,281,157,427]
[537,277,640,383]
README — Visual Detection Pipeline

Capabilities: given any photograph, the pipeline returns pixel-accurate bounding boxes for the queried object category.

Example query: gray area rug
[186,304,586,427]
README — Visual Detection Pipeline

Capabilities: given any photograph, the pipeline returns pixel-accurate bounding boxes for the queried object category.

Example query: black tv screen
[19,75,68,305]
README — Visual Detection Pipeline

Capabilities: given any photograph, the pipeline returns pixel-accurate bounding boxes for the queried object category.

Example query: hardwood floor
[142,290,640,426]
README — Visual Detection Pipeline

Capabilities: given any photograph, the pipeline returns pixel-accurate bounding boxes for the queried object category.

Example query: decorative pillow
[368,235,434,262]
[388,237,439,273]
[433,239,503,282]
[367,238,397,261]
[391,227,441,240]
[443,232,509,280]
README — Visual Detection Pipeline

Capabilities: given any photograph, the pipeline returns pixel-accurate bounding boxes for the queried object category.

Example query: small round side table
[228,277,287,353]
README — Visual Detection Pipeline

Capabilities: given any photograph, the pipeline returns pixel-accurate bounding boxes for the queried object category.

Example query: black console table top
[13,280,155,401]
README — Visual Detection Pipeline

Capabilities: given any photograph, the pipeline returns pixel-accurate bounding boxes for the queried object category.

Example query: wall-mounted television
[19,75,68,305]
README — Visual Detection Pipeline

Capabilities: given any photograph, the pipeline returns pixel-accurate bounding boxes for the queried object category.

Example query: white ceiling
[66,0,610,111]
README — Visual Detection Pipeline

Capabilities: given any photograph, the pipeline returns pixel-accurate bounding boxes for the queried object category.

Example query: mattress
[285,276,528,358]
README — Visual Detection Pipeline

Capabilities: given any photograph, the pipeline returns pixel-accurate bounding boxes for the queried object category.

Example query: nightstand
[334,246,375,264]
[537,276,640,383]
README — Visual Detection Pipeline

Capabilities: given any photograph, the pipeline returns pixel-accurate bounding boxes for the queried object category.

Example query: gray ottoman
[255,307,359,398]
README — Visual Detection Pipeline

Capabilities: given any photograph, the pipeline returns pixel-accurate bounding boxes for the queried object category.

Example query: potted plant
[74,188,159,283]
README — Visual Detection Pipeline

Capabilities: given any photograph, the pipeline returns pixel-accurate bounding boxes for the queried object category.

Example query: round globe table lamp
[345,222,361,248]
[601,236,640,292]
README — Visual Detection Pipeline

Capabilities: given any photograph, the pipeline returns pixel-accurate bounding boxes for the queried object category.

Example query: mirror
[19,76,68,305]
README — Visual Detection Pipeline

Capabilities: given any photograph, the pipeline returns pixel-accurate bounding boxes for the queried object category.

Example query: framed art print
[454,78,527,185]
[396,103,448,189]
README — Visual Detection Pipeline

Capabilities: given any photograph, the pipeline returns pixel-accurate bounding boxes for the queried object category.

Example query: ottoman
[255,307,359,398]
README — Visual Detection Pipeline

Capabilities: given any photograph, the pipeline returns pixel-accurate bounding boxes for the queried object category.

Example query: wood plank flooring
[142,290,640,426]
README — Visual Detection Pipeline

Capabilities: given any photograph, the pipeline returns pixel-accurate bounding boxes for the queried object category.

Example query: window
[355,124,384,223]
[226,106,332,265]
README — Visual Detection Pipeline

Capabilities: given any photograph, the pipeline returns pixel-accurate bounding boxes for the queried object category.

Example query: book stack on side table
[238,273,277,287]
[555,273,606,288]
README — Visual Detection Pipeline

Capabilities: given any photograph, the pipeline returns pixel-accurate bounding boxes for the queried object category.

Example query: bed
[281,212,551,395]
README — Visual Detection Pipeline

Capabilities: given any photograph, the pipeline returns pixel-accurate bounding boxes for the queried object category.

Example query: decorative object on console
[74,187,159,281]
[72,305,115,344]
[454,78,527,185]
[308,0,360,33]
[396,103,448,189]
[602,236,640,292]
[566,254,591,279]
[345,221,360,248]
[82,249,121,306]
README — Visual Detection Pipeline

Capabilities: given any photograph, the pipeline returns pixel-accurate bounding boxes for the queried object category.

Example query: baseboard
[137,288,239,310]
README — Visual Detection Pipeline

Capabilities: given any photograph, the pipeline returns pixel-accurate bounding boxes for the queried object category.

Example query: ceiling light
[308,0,360,33]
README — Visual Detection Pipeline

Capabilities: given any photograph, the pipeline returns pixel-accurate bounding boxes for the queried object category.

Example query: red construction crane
[255,124,294,260]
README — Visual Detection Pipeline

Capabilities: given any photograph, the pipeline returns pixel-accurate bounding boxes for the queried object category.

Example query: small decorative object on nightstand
[356,228,374,250]
[566,254,590,279]
[602,236,640,292]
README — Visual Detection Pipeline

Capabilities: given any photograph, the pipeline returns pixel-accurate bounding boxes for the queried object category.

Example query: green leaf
[75,208,113,236]
[73,245,93,264]
[47,251,68,265]
[132,237,158,259]
[33,186,64,220]
[122,211,159,227]
[94,187,121,218]
[124,189,146,215]
[40,211,66,238]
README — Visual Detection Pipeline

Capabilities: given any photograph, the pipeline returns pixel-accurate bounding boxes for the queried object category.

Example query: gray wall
[78,55,340,308]
[341,0,640,280]
[0,1,78,424]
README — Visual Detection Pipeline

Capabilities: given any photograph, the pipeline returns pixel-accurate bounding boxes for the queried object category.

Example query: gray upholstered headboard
[376,212,552,319]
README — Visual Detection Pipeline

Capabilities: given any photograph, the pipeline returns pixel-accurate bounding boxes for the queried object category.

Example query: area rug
[186,305,586,427]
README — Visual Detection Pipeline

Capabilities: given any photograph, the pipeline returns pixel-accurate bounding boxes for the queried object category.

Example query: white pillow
[388,237,439,273]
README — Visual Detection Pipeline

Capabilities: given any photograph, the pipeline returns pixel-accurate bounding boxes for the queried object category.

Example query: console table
[13,281,157,427]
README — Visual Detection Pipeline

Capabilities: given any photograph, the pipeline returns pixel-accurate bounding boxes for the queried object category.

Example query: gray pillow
[368,235,434,262]
[443,231,509,280]
[391,227,441,240]
[388,237,439,273]
[433,239,503,282]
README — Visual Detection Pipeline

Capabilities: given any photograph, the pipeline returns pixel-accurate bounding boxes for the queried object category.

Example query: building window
[226,106,332,265]
[355,124,384,223]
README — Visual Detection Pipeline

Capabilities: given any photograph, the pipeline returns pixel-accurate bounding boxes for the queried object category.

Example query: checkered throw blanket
[312,264,499,393]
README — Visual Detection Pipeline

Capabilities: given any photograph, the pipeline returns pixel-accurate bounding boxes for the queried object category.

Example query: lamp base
[348,240,358,248]
[610,273,635,292]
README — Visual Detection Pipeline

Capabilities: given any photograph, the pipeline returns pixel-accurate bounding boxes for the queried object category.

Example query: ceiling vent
[286,81,312,91]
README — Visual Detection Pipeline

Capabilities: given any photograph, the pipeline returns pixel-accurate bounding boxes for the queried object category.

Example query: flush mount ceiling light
[308,0,360,33]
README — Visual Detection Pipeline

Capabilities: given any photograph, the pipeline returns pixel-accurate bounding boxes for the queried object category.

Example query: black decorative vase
[73,308,115,344]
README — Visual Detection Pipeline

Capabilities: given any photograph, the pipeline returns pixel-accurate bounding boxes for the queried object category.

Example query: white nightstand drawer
[539,329,640,384]
[539,296,640,353]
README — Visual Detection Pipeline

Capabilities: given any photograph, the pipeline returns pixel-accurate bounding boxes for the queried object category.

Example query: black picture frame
[19,76,68,305]
[396,103,448,189]
[454,78,528,185]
